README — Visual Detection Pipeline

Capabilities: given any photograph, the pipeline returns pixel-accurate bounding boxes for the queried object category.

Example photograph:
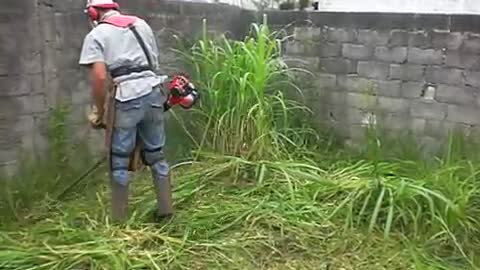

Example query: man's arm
[79,32,108,117]
[91,62,108,116]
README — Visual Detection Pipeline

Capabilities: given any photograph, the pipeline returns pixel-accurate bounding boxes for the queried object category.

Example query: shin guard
[153,173,173,219]
[110,180,129,222]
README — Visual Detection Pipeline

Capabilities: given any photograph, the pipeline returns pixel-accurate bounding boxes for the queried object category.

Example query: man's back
[81,1,174,223]
[79,12,163,102]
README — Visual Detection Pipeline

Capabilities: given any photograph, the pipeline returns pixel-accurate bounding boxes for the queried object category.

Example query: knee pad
[110,150,131,186]
[151,160,169,179]
[141,147,169,178]
[141,147,164,166]
[111,170,129,186]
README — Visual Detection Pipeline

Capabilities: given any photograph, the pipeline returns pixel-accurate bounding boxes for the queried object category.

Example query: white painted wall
[188,0,258,9]
[309,0,480,14]
[186,0,480,14]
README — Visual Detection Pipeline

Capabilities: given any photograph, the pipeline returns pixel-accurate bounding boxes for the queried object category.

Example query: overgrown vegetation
[173,18,316,162]
[0,103,103,224]
[1,19,480,270]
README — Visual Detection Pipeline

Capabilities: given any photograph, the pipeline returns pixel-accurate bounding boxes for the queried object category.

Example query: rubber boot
[153,174,174,221]
[111,180,129,223]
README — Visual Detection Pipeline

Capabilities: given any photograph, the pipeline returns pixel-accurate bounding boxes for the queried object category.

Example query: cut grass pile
[2,154,477,270]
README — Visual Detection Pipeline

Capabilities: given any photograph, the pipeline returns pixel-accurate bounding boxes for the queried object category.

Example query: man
[79,0,173,222]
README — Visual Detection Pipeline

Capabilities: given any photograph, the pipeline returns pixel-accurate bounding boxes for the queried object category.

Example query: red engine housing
[165,75,199,110]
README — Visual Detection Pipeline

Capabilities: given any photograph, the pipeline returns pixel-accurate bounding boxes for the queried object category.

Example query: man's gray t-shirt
[79,12,164,102]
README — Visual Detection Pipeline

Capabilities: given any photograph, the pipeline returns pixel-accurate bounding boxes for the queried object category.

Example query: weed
[173,20,315,162]
[0,103,104,224]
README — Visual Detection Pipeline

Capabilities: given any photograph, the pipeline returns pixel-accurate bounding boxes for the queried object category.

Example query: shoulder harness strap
[99,15,154,72]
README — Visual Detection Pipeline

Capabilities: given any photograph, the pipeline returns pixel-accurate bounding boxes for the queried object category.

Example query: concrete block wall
[0,0,50,174]
[3,0,480,172]
[0,0,244,174]
[277,13,480,148]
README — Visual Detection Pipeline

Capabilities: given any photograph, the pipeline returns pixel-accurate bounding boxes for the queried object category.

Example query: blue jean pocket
[115,98,142,111]
[148,103,164,124]
[146,90,165,123]
[114,101,143,128]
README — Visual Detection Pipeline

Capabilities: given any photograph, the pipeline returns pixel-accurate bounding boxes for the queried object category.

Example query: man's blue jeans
[110,88,169,186]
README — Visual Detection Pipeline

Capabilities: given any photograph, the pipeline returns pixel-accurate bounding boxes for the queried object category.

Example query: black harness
[98,19,154,79]
[109,65,152,79]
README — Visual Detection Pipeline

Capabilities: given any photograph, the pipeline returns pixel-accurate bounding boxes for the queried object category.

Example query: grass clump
[174,19,315,161]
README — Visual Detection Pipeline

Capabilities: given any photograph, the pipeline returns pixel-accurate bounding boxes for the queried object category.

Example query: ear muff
[87,6,99,21]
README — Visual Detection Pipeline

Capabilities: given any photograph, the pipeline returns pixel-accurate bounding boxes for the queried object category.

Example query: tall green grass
[173,19,315,161]
[171,19,480,267]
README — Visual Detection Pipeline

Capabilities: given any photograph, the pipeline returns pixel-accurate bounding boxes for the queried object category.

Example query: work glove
[87,106,106,129]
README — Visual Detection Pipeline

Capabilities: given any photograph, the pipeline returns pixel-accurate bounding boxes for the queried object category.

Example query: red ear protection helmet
[85,0,120,22]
